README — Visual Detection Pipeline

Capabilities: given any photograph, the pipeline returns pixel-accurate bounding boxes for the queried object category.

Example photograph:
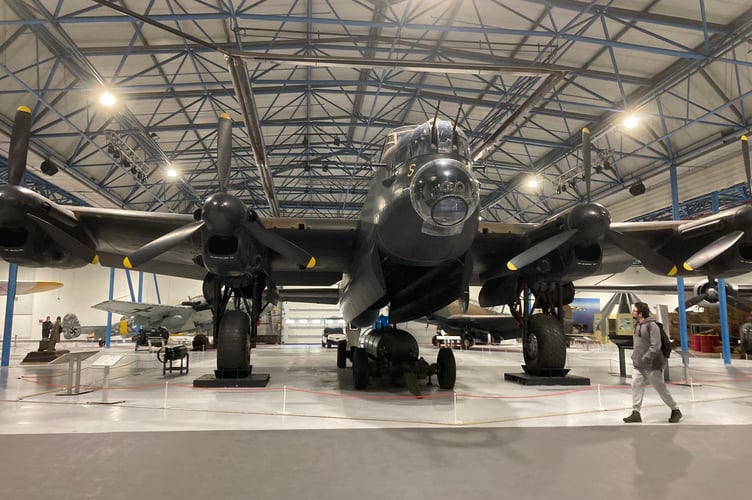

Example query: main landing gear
[193,274,271,388]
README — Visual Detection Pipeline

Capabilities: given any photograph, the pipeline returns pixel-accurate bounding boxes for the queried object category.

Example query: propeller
[680,137,752,272]
[583,127,591,203]
[124,113,316,271]
[682,230,744,272]
[507,229,577,271]
[246,222,315,269]
[5,106,99,264]
[684,278,752,313]
[8,106,32,186]
[605,229,678,276]
[743,135,750,203]
[124,220,204,269]
[217,113,232,193]
[506,127,678,276]
[26,214,99,264]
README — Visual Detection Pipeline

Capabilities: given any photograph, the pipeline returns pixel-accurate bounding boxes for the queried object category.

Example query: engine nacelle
[0,187,94,268]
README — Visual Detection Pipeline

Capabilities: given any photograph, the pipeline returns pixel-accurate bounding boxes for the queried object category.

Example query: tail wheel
[352,347,369,390]
[216,310,251,377]
[336,340,348,368]
[436,348,456,389]
[523,313,567,374]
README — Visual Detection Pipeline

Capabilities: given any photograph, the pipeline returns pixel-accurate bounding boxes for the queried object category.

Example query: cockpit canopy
[381,119,472,168]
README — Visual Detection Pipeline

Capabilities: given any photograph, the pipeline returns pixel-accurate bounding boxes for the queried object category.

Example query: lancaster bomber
[3,105,752,390]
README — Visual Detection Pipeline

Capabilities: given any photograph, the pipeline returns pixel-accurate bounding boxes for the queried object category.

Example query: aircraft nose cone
[570,203,610,240]
[202,193,246,235]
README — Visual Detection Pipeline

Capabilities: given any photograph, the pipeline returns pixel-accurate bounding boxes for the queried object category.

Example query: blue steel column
[712,192,732,364]
[668,160,690,365]
[152,274,161,304]
[105,267,115,348]
[1,264,19,367]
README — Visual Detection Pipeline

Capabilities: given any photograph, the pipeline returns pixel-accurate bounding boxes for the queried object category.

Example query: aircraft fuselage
[341,119,480,326]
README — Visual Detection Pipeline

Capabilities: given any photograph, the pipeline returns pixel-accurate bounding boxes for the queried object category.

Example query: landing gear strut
[193,273,270,387]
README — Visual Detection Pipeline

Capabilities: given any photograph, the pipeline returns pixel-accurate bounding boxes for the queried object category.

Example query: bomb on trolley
[337,326,456,395]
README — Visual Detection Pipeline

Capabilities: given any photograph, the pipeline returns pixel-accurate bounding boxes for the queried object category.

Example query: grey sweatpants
[631,367,679,412]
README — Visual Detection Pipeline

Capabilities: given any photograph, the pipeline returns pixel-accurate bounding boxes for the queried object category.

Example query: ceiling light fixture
[623,114,639,129]
[99,91,116,107]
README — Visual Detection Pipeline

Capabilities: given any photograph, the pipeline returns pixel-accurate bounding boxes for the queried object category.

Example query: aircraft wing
[0,280,63,295]
[92,299,190,320]
[73,207,358,285]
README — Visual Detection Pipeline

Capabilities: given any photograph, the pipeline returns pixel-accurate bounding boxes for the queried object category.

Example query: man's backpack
[656,321,672,358]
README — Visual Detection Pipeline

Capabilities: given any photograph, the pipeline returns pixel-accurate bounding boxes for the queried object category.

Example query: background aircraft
[575,276,752,313]
[0,281,63,295]
[4,106,752,390]
[91,297,213,336]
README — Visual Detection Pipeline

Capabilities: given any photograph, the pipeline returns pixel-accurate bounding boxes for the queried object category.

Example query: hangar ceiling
[0,0,751,224]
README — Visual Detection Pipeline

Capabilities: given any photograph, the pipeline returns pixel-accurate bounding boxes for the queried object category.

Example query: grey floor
[1,338,751,499]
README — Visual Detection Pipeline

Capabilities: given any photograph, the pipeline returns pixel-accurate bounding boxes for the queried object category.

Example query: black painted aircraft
[3,105,752,388]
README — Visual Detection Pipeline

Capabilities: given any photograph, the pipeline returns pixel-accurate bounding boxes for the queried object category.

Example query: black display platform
[21,350,70,364]
[193,373,270,388]
[504,371,591,386]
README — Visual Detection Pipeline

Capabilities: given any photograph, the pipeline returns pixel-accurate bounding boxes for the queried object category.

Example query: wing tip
[123,257,133,269]
[17,105,31,114]
[682,263,693,272]
[91,255,99,265]
[306,256,316,269]
[506,262,517,271]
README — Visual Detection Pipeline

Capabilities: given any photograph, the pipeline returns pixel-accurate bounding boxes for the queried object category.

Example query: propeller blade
[507,229,577,271]
[682,230,744,271]
[247,224,316,269]
[685,293,708,309]
[8,106,32,186]
[124,220,205,269]
[26,213,98,264]
[743,135,750,206]
[606,229,677,276]
[582,127,591,203]
[217,113,232,193]
[727,295,752,314]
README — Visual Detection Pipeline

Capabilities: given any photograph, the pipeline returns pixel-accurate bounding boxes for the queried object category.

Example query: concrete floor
[1,338,751,499]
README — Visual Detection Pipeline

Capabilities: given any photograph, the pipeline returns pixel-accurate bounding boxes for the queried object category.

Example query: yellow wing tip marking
[682,263,693,272]
[582,127,590,134]
[220,112,231,120]
[507,262,518,271]
[743,135,748,141]
[91,255,99,265]
[17,105,31,113]
[306,256,316,269]
[123,257,133,269]
[668,265,678,276]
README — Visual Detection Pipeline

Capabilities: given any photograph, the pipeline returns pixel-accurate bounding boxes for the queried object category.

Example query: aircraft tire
[352,347,369,390]
[523,313,567,375]
[336,340,348,368]
[216,311,251,375]
[437,347,456,389]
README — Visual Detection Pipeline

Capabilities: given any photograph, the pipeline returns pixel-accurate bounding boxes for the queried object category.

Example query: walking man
[623,302,682,423]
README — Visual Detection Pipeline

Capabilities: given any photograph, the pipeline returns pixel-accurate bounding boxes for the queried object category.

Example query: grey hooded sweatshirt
[630,317,664,370]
